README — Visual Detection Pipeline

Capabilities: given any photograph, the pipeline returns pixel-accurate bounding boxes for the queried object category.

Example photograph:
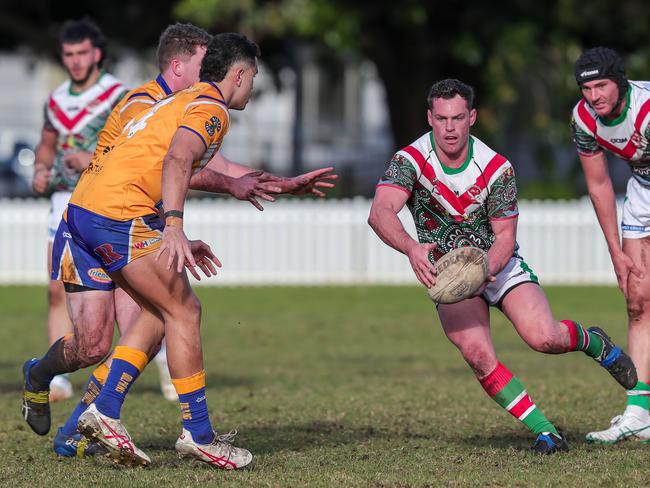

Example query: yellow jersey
[95,74,174,156]
[70,81,229,220]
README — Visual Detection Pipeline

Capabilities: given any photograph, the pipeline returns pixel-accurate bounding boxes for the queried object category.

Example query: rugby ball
[427,247,488,304]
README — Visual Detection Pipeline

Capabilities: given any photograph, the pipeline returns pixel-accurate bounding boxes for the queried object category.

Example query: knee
[73,322,113,367]
[174,293,202,323]
[626,291,648,323]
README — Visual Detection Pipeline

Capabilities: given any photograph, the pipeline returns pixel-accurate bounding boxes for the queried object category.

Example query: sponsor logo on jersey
[205,116,221,136]
[611,138,628,143]
[579,69,600,78]
[87,267,112,284]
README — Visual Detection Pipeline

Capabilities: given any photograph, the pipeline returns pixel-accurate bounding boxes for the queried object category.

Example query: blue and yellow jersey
[70,81,230,220]
[95,74,174,156]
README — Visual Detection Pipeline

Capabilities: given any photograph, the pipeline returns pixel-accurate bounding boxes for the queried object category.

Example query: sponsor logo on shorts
[87,267,111,284]
[131,237,162,250]
[622,224,648,232]
[62,231,72,239]
[94,243,123,265]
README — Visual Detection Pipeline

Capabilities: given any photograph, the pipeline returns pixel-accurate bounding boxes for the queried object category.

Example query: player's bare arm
[369,185,437,287]
[579,150,643,297]
[32,128,57,193]
[156,128,208,272]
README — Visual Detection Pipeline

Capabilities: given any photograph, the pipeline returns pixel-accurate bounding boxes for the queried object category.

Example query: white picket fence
[0,197,617,286]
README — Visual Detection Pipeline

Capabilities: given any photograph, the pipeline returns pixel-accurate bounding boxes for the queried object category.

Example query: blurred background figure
[30,18,127,401]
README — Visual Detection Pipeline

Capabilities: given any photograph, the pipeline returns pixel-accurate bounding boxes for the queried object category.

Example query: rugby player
[572,47,650,443]
[36,33,334,469]
[22,23,336,459]
[31,18,127,402]
[368,78,636,454]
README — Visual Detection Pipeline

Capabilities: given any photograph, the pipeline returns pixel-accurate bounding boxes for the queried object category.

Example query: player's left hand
[276,167,338,197]
[63,151,93,173]
[156,225,196,273]
[230,171,283,211]
[185,240,222,280]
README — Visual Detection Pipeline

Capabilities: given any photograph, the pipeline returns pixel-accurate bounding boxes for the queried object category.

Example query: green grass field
[1,285,648,487]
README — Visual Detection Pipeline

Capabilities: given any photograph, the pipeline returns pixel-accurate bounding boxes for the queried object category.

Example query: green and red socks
[479,361,558,435]
[627,381,650,411]
[560,320,604,358]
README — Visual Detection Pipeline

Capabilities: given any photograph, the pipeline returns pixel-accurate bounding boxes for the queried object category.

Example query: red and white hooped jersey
[572,81,650,185]
[44,72,127,191]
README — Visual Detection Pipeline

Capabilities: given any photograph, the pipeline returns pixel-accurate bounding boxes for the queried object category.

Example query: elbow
[368,208,379,230]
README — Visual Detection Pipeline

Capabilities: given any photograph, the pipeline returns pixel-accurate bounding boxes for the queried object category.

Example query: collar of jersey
[200,80,228,106]
[155,73,173,96]
[599,85,631,127]
[68,70,105,96]
[429,131,474,174]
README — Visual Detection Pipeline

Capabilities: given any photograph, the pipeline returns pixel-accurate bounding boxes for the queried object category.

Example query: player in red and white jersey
[30,19,127,403]
[572,47,650,443]
[370,78,636,454]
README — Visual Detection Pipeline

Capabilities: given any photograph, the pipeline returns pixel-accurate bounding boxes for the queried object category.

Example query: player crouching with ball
[368,78,637,454]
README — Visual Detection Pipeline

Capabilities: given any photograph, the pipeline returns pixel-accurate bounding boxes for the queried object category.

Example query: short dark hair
[157,23,212,72]
[199,33,260,82]
[59,18,106,66]
[427,79,475,111]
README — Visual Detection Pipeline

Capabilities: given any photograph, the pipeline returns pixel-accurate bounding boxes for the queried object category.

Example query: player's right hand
[32,166,51,193]
[156,225,196,273]
[612,250,644,299]
[406,242,438,288]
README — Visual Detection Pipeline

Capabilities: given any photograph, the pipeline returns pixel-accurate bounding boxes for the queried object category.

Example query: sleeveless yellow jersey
[95,74,174,156]
[70,81,230,220]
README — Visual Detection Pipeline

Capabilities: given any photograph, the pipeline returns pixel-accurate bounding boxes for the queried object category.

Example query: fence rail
[0,198,616,286]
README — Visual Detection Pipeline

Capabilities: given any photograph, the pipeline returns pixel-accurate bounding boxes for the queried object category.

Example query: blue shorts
[65,204,164,275]
[51,216,115,290]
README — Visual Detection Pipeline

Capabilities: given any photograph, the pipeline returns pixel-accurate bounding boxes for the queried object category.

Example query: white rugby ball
[427,247,488,304]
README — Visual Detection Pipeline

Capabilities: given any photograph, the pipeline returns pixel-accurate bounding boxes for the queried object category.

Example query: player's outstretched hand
[406,242,438,288]
[185,240,222,280]
[612,250,644,299]
[156,225,196,273]
[230,171,283,211]
[278,167,338,197]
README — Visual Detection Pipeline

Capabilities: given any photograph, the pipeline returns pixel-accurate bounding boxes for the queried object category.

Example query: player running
[21,24,335,459]
[572,47,650,443]
[369,78,636,454]
[31,18,127,402]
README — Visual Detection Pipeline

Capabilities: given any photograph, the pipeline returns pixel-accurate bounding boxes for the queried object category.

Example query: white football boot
[49,374,73,402]
[78,404,151,466]
[586,406,650,444]
[175,428,253,470]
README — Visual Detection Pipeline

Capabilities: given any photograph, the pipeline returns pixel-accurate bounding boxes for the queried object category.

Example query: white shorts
[622,177,650,239]
[47,191,72,242]
[482,254,539,307]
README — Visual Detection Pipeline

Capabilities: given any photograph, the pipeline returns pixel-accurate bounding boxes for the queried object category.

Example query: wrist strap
[164,210,184,219]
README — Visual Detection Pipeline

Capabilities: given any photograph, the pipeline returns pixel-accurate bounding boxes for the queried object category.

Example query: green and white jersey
[378,132,518,261]
[43,72,127,192]
[571,81,650,185]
